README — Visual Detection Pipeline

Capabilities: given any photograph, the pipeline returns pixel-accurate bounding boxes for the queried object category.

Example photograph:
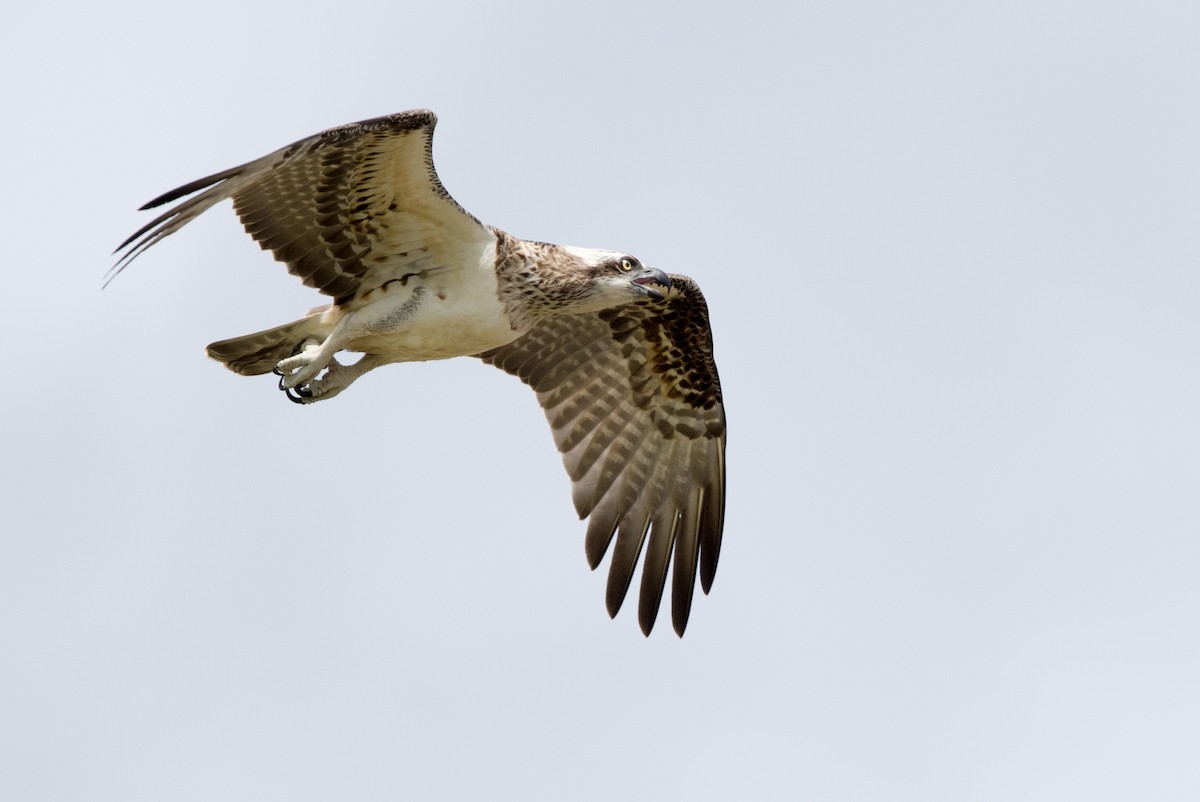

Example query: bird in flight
[113,109,726,636]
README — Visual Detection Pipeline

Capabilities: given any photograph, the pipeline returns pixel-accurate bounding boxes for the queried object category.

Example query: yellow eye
[619,258,636,272]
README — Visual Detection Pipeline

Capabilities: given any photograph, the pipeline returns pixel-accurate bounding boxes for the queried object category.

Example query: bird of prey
[112,109,726,636]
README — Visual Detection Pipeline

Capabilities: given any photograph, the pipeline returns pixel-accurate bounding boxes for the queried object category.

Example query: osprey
[112,109,726,636]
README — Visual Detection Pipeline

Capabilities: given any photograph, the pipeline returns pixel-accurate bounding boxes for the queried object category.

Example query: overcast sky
[3,1,1199,800]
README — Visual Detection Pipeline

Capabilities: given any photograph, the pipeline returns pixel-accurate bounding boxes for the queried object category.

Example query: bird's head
[614,255,672,302]
[558,247,673,310]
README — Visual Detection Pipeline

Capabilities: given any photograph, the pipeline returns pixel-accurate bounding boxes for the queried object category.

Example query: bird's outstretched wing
[111,109,493,301]
[480,276,726,636]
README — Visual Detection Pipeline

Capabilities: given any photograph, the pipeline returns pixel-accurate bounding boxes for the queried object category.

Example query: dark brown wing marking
[480,275,726,636]
[110,110,492,300]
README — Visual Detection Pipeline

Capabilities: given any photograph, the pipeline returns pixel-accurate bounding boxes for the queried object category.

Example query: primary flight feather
[113,109,726,636]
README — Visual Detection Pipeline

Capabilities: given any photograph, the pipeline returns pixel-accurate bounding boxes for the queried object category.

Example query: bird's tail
[205,306,332,376]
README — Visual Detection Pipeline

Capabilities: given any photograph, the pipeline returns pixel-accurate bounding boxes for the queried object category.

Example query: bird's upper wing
[111,109,493,301]
[480,275,726,636]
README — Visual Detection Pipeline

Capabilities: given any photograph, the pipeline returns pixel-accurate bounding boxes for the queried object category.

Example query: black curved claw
[272,365,284,377]
[278,373,289,390]
[283,385,308,405]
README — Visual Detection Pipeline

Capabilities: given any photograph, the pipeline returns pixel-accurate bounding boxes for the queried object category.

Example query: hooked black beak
[632,266,672,301]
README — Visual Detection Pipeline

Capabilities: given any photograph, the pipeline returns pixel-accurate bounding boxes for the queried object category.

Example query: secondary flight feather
[113,109,726,636]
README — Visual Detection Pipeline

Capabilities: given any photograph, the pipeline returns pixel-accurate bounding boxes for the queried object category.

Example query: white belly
[337,246,522,361]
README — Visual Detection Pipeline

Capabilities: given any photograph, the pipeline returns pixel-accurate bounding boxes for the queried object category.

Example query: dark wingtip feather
[670,513,702,637]
[636,514,675,638]
[605,569,634,620]
[669,494,706,637]
[696,506,720,595]
[604,515,650,620]
[637,593,663,636]
[699,465,726,594]
[138,164,245,210]
[585,517,618,570]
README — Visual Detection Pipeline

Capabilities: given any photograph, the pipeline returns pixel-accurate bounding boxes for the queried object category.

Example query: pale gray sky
[3,1,1199,799]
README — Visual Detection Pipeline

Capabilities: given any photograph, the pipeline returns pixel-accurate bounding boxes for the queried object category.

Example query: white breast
[343,239,521,361]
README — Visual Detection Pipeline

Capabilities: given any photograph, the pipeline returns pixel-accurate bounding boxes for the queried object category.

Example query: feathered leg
[274,285,429,401]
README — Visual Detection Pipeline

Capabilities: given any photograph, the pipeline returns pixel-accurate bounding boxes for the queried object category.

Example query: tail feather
[206,310,330,376]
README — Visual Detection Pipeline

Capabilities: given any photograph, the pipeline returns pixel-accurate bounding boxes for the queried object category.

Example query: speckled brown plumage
[492,231,628,329]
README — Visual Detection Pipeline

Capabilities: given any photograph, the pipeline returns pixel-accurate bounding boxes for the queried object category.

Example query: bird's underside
[113,109,726,636]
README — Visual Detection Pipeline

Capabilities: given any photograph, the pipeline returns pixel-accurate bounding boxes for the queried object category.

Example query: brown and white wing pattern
[480,276,726,636]
[111,109,493,301]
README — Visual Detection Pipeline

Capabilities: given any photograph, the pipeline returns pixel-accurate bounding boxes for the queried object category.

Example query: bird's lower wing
[480,276,726,636]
